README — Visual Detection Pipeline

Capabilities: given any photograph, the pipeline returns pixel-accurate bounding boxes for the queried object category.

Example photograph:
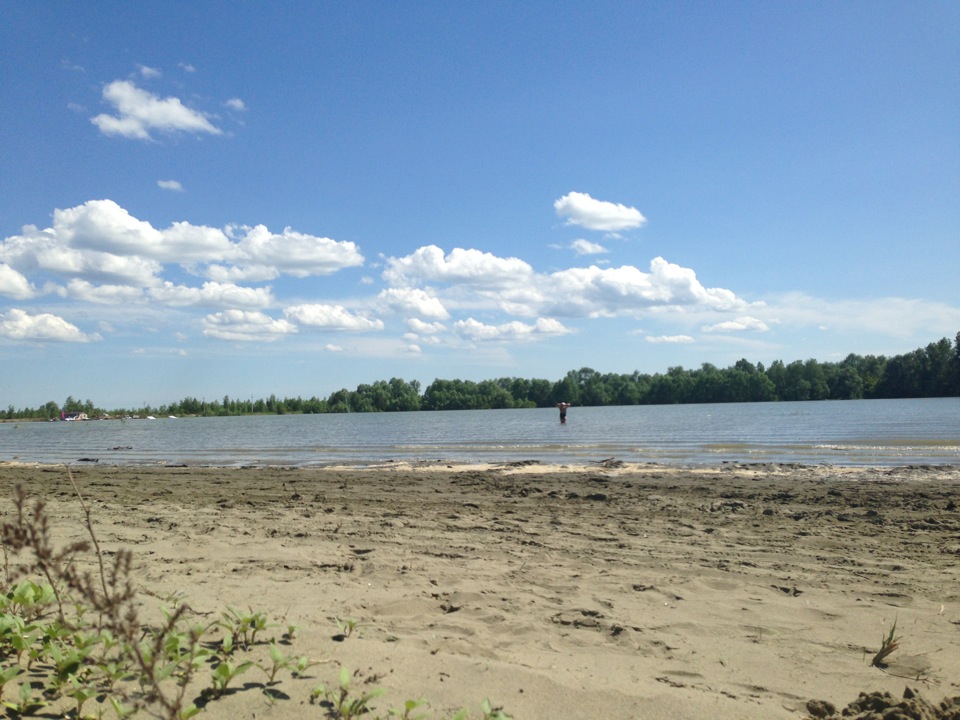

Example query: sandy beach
[2,461,960,719]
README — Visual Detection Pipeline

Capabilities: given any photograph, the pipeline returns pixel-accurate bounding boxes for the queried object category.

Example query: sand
[2,460,960,719]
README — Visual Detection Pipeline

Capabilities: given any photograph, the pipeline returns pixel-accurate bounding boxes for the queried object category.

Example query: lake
[1,398,957,468]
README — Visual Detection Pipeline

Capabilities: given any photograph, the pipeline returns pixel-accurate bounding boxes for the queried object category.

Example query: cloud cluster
[0,200,363,293]
[0,200,366,342]
[0,195,765,348]
[383,246,747,324]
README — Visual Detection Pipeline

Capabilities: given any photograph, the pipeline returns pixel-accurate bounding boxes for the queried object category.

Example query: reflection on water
[1,397,957,467]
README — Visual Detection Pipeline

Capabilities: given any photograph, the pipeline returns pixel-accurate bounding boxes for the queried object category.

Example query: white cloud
[757,293,960,340]
[378,287,450,319]
[544,257,745,317]
[554,191,646,232]
[0,309,100,342]
[149,281,273,308]
[138,64,161,79]
[382,246,747,321]
[284,304,384,331]
[702,316,770,333]
[383,245,533,288]
[179,63,196,73]
[1,201,361,290]
[407,318,446,334]
[159,220,237,262]
[645,334,695,344]
[157,179,184,192]
[454,317,571,342]
[233,225,363,278]
[324,344,344,352]
[59,279,144,304]
[52,200,164,256]
[571,239,608,255]
[225,98,246,111]
[0,222,163,286]
[0,263,34,299]
[91,80,221,140]
[201,310,297,342]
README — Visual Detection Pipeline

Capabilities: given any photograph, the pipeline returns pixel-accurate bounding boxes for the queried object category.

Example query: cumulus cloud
[0,309,99,342]
[284,304,384,331]
[0,200,362,291]
[543,257,745,317]
[90,80,221,140]
[157,179,184,192]
[554,191,646,232]
[0,264,34,299]
[382,246,749,322]
[0,221,163,286]
[454,317,571,342]
[407,318,446,334]
[225,98,246,111]
[570,239,608,255]
[201,310,297,342]
[378,287,450,319]
[232,225,363,278]
[383,245,533,288]
[702,316,770,333]
[645,334,695,344]
[138,64,161,79]
[149,281,273,308]
[59,279,143,304]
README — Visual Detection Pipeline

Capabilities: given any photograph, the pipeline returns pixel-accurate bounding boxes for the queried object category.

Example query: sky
[1,1,958,409]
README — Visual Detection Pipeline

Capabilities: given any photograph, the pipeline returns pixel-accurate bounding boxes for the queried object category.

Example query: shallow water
[1,397,957,467]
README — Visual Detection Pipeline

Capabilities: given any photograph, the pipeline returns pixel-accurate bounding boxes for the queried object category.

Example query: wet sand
[2,461,959,719]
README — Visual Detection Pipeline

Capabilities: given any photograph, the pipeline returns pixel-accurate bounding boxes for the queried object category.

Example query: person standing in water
[557,402,571,423]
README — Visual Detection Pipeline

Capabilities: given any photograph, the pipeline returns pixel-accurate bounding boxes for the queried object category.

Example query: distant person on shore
[557,402,571,424]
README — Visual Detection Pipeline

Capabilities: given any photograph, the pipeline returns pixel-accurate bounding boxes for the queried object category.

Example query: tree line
[6,332,959,420]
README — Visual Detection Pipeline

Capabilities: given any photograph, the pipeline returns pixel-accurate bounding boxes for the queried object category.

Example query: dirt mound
[807,687,960,719]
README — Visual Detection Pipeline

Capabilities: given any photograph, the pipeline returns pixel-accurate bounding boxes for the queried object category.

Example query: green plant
[262,643,294,684]
[389,698,429,719]
[1,680,48,716]
[871,618,900,668]
[312,666,385,719]
[334,616,359,639]
[209,657,255,696]
[219,606,271,649]
[64,675,99,719]
[480,698,513,720]
[0,663,23,703]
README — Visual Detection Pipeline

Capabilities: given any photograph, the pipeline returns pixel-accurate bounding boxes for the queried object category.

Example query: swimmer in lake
[557,402,571,424]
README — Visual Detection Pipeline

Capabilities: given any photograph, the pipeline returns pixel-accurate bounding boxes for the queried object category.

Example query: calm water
[1,398,958,468]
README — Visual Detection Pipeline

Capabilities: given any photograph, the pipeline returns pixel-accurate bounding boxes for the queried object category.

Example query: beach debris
[805,699,837,718]
[771,584,803,597]
[592,457,625,468]
[76,457,99,463]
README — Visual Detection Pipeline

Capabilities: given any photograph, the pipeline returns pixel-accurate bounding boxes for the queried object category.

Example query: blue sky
[1,1,958,409]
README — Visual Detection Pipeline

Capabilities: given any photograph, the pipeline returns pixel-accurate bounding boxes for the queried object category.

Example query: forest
[7,332,959,420]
